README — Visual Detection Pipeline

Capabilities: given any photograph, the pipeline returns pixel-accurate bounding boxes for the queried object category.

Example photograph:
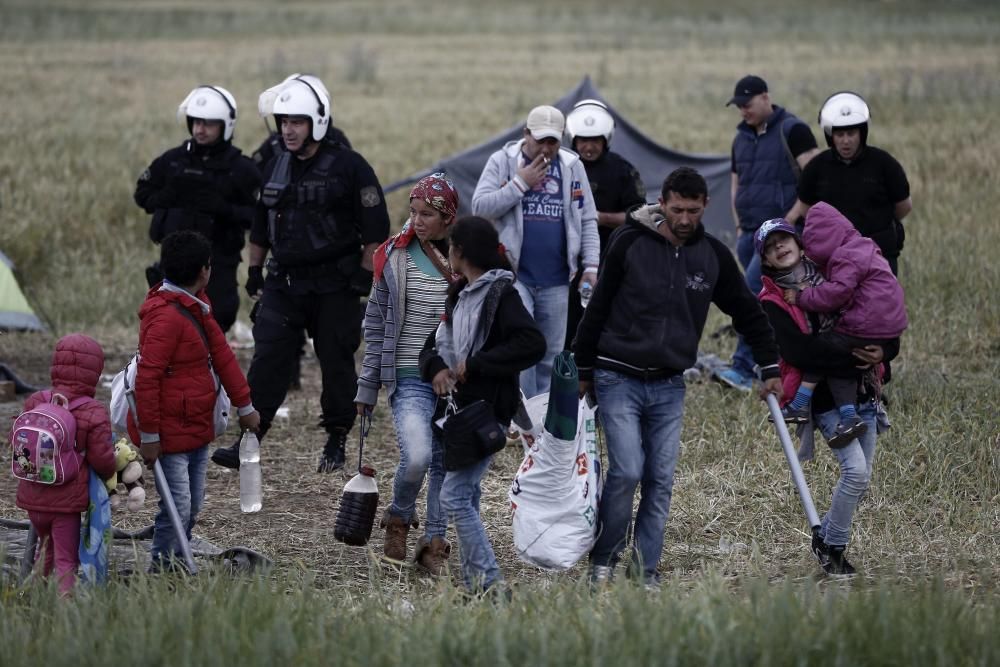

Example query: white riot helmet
[565,99,615,146]
[270,77,331,142]
[258,73,332,119]
[177,85,237,141]
[818,91,870,148]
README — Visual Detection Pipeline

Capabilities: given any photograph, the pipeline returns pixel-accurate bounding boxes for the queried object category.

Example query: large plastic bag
[509,353,602,570]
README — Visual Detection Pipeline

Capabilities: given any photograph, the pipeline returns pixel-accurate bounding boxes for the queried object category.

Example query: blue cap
[755,218,800,258]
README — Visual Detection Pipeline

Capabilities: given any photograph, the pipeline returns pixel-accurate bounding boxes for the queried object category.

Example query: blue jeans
[815,401,878,546]
[151,446,208,563]
[589,370,686,578]
[514,282,569,398]
[388,378,446,538]
[439,455,501,591]
[732,231,763,376]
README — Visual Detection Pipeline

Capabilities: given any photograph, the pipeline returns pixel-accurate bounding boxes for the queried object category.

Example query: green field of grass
[1,0,999,664]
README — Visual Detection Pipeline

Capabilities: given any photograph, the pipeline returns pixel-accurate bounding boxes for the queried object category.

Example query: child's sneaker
[822,545,857,577]
[828,417,867,448]
[780,404,810,424]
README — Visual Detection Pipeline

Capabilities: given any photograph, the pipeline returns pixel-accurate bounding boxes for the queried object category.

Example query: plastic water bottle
[333,466,379,546]
[580,281,593,308]
[239,431,262,513]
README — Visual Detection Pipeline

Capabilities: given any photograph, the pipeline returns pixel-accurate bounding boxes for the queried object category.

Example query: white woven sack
[509,397,601,570]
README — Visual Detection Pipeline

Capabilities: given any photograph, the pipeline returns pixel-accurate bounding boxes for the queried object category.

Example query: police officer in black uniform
[250,75,354,392]
[211,75,389,472]
[134,85,260,333]
[563,99,646,349]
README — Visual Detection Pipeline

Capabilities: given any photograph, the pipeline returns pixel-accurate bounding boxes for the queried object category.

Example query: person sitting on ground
[355,173,460,573]
[419,216,545,596]
[127,231,260,572]
[13,334,117,595]
[776,203,907,446]
[756,219,899,576]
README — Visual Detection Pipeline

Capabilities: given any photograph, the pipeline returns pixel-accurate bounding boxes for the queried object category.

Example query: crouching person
[127,231,260,572]
[419,217,545,596]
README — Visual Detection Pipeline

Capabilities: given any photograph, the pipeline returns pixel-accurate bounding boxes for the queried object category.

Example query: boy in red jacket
[15,334,117,594]
[128,231,259,571]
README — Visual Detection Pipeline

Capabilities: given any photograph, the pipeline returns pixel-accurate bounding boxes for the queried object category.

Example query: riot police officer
[251,74,354,392]
[563,99,646,349]
[211,76,389,473]
[134,85,260,333]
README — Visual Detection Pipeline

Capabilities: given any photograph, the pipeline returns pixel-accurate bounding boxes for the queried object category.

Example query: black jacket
[420,284,545,427]
[134,140,260,257]
[574,204,780,381]
[762,300,900,412]
[251,127,353,174]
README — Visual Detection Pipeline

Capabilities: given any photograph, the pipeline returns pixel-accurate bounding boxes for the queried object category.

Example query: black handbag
[440,394,506,471]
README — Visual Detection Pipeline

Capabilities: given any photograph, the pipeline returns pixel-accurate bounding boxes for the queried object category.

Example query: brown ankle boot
[414,535,451,576]
[381,513,410,562]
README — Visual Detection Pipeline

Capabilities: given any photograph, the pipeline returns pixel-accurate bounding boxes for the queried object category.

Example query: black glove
[246,265,264,298]
[349,267,374,298]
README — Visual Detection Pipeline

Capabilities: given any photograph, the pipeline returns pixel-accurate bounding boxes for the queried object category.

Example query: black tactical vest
[261,150,355,266]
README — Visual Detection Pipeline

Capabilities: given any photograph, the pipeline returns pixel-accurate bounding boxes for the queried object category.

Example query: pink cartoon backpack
[9,391,87,485]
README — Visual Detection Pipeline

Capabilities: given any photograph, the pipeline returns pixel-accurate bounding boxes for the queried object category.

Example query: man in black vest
[786,91,912,276]
[719,75,819,392]
[211,76,389,472]
[134,85,260,333]
[563,99,646,350]
[251,74,354,392]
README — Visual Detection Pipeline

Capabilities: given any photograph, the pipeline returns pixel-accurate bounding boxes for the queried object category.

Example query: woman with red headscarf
[355,173,459,573]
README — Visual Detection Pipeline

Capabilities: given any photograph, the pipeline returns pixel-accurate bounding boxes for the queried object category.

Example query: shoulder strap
[169,302,222,393]
[779,117,803,181]
[311,150,337,176]
[170,302,211,357]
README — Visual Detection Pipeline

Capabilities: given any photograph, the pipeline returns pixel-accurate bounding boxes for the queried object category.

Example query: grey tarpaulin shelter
[384,76,736,246]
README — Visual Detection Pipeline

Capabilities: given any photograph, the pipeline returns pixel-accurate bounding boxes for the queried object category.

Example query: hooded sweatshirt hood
[627,203,706,245]
[802,202,862,267]
[49,333,104,398]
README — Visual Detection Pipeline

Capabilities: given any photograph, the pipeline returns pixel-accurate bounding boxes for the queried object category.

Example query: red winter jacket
[759,276,807,407]
[15,334,117,514]
[126,284,251,453]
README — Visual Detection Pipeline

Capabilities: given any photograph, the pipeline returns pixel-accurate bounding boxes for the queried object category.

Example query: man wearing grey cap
[715,75,820,392]
[473,105,599,397]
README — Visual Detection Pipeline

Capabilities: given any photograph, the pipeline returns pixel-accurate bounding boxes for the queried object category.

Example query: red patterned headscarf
[408,172,458,219]
[373,173,459,283]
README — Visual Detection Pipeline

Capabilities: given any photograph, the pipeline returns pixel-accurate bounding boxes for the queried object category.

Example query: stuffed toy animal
[105,438,146,511]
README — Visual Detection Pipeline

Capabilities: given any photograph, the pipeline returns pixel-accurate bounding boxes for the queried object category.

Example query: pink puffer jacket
[798,202,908,339]
[14,334,117,514]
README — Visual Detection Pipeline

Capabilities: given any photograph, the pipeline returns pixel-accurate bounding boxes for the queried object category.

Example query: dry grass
[0,0,999,601]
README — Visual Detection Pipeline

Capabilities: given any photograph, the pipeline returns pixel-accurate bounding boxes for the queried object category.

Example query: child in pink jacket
[13,334,117,594]
[781,202,907,446]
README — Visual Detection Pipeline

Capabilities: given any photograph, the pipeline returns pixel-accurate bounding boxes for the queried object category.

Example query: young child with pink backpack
[9,334,117,595]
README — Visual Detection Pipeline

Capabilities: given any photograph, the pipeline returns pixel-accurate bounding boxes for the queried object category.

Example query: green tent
[0,250,44,332]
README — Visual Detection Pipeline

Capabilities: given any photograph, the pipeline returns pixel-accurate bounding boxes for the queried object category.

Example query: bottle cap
[359,465,377,477]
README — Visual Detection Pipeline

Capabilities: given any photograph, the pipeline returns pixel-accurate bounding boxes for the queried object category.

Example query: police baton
[765,393,821,531]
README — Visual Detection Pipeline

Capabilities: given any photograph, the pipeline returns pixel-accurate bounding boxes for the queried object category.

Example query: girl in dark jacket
[420,216,545,594]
